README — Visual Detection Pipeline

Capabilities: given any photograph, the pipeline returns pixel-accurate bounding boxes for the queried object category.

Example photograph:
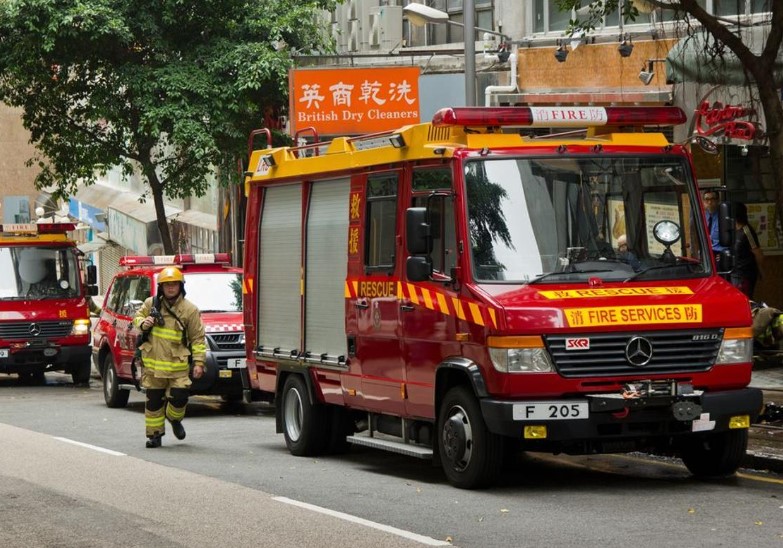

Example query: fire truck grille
[207,333,244,351]
[0,320,73,339]
[545,329,723,378]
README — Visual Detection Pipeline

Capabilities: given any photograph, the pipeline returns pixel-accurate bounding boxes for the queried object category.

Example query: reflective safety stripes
[343,279,499,329]
[150,325,182,341]
[142,357,190,373]
[166,405,186,422]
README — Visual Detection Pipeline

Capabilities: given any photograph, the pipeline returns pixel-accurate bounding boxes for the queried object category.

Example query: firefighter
[133,266,207,448]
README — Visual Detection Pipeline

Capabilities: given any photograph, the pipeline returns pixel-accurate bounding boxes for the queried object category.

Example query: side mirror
[718,202,734,248]
[87,285,99,296]
[406,207,432,255]
[718,249,734,274]
[86,264,97,285]
[406,256,432,282]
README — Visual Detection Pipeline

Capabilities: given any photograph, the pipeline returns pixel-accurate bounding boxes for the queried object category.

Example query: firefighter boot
[171,420,186,440]
[146,434,163,448]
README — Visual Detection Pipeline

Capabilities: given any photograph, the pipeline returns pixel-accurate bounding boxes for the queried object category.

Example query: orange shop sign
[289,66,421,136]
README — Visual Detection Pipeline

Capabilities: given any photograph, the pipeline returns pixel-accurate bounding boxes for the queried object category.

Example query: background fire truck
[92,254,263,407]
[0,222,98,385]
[242,106,762,489]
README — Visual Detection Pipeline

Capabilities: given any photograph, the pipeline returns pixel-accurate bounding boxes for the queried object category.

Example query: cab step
[346,434,433,459]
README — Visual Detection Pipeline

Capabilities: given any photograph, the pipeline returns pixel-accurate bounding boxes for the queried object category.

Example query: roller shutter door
[258,184,302,353]
[305,178,349,362]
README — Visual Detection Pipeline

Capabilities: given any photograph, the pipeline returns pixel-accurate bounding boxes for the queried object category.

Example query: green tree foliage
[556,1,783,233]
[0,0,336,253]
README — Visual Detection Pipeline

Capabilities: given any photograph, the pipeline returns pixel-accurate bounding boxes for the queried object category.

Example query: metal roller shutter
[259,184,302,353]
[305,178,349,361]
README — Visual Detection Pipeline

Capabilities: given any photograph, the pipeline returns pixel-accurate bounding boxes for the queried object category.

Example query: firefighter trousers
[141,371,192,438]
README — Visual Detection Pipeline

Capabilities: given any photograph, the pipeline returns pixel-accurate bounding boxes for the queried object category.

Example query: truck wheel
[327,406,354,454]
[438,386,503,489]
[18,371,46,386]
[680,429,748,478]
[71,359,92,385]
[103,354,130,409]
[281,375,328,456]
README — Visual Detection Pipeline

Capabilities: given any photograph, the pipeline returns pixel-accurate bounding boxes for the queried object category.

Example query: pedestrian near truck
[731,202,764,300]
[133,266,207,448]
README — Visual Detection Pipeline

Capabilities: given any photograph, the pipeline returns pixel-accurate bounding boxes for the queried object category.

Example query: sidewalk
[745,366,783,473]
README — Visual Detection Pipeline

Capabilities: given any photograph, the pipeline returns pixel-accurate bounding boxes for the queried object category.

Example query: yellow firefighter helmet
[158,266,184,283]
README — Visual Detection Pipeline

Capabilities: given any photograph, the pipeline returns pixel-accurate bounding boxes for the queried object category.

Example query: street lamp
[403,1,509,106]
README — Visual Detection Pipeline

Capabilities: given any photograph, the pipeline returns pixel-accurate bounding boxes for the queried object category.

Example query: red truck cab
[0,222,98,385]
[92,253,261,407]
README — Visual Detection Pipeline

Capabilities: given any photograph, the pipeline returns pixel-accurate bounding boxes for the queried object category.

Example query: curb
[743,450,783,474]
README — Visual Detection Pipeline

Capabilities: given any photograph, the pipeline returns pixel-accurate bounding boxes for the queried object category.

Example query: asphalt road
[1,372,783,548]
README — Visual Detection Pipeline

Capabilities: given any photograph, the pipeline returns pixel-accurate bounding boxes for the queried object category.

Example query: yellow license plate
[219,370,233,378]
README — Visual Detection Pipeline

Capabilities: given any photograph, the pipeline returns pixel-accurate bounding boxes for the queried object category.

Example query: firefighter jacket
[133,294,206,378]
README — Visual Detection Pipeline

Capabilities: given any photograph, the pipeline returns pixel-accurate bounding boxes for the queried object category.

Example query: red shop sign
[693,101,759,141]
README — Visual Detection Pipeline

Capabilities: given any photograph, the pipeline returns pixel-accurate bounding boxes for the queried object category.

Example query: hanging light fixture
[554,40,568,63]
[618,33,634,58]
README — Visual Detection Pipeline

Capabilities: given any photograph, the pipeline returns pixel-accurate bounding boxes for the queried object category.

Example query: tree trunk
[141,161,175,255]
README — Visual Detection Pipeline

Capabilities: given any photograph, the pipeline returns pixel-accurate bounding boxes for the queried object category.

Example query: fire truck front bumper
[0,341,91,374]
[480,386,764,445]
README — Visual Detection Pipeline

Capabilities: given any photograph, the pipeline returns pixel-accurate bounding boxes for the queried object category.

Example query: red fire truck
[242,106,762,489]
[0,222,98,384]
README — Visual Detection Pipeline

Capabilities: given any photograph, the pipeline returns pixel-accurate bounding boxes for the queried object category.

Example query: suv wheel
[103,354,130,408]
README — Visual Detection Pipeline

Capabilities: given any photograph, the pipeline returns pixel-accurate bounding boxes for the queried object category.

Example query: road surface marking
[53,437,126,456]
[273,496,450,546]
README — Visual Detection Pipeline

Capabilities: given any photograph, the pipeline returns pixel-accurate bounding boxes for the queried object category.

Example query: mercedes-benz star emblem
[29,323,41,336]
[625,336,653,367]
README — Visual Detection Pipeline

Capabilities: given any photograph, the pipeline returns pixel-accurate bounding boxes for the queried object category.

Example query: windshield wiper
[528,269,613,284]
[623,263,701,282]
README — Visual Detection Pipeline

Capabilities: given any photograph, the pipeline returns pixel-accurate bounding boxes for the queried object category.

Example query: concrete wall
[0,103,41,214]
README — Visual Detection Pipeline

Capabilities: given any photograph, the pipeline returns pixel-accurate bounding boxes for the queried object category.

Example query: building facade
[308,0,780,305]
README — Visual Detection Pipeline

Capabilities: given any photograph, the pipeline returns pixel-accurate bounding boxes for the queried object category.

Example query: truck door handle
[400,301,415,312]
[355,299,369,309]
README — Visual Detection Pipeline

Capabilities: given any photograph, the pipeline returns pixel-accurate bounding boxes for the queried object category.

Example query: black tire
[18,371,46,386]
[71,359,92,385]
[103,354,130,409]
[680,429,748,478]
[327,406,354,454]
[438,385,503,489]
[280,375,329,456]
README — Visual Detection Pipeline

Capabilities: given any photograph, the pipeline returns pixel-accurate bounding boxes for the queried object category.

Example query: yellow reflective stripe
[150,326,182,341]
[167,407,186,421]
[191,343,207,353]
[143,358,190,372]
[145,416,165,427]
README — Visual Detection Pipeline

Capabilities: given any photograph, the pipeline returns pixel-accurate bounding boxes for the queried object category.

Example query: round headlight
[653,220,680,246]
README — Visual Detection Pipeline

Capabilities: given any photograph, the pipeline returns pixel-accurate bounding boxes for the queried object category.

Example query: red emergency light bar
[120,253,232,267]
[431,106,687,128]
[0,222,76,234]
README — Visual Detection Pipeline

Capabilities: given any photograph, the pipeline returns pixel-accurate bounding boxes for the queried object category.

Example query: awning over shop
[667,26,783,86]
[172,209,217,232]
[498,90,672,105]
[72,183,180,224]
[78,238,111,254]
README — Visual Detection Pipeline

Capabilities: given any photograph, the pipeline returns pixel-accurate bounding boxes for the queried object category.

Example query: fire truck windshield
[181,272,243,312]
[465,156,710,284]
[0,246,81,299]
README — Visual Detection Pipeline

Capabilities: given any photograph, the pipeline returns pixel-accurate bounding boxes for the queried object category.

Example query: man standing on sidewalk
[133,266,207,448]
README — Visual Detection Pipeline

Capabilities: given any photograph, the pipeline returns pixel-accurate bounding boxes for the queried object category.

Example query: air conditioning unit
[349,19,360,52]
[369,5,402,51]
[332,4,349,53]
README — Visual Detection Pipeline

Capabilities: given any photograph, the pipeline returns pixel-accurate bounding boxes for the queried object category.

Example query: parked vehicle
[242,106,762,488]
[0,222,98,384]
[92,253,261,407]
